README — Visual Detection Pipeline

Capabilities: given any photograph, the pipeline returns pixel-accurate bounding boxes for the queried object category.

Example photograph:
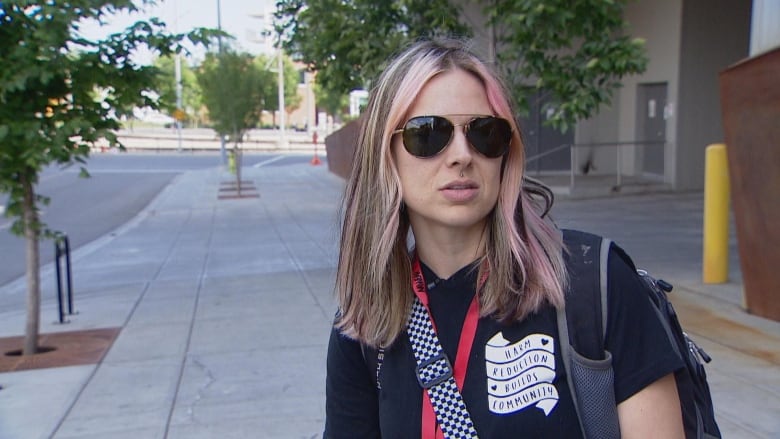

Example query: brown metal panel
[325,117,363,180]
[719,47,780,321]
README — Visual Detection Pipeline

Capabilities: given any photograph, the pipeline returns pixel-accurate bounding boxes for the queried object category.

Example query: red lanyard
[411,256,485,439]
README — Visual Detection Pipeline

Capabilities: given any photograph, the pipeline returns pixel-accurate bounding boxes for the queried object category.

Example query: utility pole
[174,0,183,152]
[250,11,288,149]
[216,0,227,165]
[277,42,288,149]
[217,0,223,53]
[175,54,183,152]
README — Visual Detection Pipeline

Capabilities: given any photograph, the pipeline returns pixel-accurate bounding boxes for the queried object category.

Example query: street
[0,159,772,439]
[0,151,321,290]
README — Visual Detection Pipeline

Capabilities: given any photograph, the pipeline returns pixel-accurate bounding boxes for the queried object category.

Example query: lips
[440,179,479,202]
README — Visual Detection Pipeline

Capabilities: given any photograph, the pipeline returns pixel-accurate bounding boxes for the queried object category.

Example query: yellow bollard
[228,150,236,175]
[703,144,730,283]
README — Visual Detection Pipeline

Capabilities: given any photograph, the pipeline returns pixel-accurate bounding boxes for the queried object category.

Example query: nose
[444,125,474,170]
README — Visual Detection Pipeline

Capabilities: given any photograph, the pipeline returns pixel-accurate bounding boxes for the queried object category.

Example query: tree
[0,0,216,355]
[152,55,202,127]
[487,0,648,131]
[256,52,303,128]
[197,50,266,143]
[275,0,470,99]
[276,0,648,132]
[255,54,278,121]
[314,81,348,122]
[283,57,303,117]
[196,50,266,189]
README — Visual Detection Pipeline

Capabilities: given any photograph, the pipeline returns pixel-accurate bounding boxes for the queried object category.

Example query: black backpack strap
[558,229,620,439]
[560,229,609,358]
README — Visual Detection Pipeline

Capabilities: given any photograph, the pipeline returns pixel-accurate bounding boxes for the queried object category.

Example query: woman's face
[392,68,503,238]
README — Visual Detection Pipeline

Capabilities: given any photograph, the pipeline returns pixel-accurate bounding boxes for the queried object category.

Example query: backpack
[560,229,721,439]
[361,230,721,438]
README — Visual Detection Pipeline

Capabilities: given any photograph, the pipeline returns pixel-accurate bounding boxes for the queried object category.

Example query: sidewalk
[0,160,778,438]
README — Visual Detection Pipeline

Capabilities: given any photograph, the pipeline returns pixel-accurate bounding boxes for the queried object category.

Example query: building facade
[461,0,760,190]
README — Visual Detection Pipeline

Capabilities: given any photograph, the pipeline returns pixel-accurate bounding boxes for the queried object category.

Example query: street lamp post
[216,0,227,165]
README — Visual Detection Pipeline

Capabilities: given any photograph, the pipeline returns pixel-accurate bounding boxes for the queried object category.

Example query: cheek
[479,165,503,215]
[393,142,420,200]
[397,158,429,200]
[486,161,503,199]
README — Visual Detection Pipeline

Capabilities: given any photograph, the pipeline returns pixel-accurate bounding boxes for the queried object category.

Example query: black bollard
[63,236,74,315]
[54,239,67,324]
[54,235,75,323]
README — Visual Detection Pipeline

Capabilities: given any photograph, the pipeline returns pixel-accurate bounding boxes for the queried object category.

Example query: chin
[438,213,491,230]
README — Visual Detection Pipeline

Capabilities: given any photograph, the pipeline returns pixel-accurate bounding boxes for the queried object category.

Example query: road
[0,152,320,289]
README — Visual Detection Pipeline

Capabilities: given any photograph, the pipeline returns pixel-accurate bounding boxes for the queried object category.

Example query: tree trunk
[234,143,242,197]
[232,128,241,197]
[21,172,40,356]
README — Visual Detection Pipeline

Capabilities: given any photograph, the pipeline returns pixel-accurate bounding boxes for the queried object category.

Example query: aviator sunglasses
[393,115,512,158]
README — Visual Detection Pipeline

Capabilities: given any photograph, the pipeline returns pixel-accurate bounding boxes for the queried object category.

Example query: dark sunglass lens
[466,117,511,158]
[402,116,453,157]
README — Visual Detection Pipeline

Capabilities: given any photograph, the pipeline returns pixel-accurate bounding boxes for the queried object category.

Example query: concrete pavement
[0,156,778,438]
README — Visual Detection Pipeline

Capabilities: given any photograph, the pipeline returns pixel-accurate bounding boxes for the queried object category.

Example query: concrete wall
[577,0,751,190]
[458,0,680,178]
[751,0,780,56]
[325,1,754,191]
[573,104,621,176]
[455,0,494,62]
[572,0,682,181]
[619,0,682,183]
[675,0,751,189]
[618,0,682,185]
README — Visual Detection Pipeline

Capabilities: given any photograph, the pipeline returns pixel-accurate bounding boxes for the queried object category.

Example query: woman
[326,38,684,438]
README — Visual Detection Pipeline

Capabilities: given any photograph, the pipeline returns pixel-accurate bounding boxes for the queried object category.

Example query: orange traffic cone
[311,132,322,166]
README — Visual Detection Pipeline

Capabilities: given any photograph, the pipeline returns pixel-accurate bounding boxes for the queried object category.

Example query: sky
[77,0,278,65]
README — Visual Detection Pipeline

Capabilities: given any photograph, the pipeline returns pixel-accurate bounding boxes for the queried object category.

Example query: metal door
[518,90,573,173]
[636,83,667,175]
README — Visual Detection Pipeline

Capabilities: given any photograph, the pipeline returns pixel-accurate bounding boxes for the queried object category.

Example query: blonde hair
[336,38,567,347]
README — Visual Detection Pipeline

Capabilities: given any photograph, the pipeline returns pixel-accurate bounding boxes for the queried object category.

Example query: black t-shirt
[324,247,683,438]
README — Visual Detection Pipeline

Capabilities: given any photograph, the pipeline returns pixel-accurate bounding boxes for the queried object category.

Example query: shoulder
[328,325,369,367]
[561,228,612,282]
[325,326,382,437]
[562,229,662,334]
[600,245,684,402]
[561,228,640,297]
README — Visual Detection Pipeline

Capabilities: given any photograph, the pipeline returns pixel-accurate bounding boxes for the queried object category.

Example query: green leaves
[152,55,202,121]
[0,0,216,238]
[490,0,648,131]
[274,0,646,131]
[275,0,471,101]
[196,50,266,142]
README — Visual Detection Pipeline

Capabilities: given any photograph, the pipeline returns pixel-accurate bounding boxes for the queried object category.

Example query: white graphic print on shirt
[485,332,558,416]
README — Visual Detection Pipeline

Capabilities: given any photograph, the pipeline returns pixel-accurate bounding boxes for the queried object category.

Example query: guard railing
[525,140,666,191]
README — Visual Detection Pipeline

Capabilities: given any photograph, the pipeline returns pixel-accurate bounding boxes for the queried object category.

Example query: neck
[412,221,487,280]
